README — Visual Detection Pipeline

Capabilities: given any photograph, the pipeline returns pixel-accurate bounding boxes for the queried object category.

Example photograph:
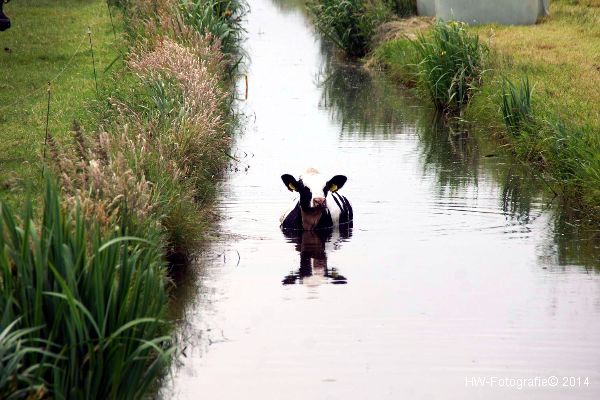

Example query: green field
[0,0,121,206]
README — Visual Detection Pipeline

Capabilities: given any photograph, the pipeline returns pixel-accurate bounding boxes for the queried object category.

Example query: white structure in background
[417,0,549,25]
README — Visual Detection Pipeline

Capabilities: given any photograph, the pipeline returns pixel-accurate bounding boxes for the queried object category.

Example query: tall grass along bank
[0,182,172,399]
[413,21,487,115]
[1,0,245,398]
[369,0,600,217]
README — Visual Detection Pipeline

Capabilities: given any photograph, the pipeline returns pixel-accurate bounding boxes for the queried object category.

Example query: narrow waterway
[161,0,600,398]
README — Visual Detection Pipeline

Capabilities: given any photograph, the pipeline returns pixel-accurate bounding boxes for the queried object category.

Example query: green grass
[0,0,123,208]
[370,37,418,84]
[413,21,488,115]
[0,180,173,399]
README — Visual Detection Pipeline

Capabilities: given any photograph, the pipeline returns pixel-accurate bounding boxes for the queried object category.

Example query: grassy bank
[0,0,121,208]
[0,0,244,397]
[369,0,600,216]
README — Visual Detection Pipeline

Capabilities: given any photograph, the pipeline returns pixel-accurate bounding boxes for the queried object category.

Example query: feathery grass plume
[501,76,533,137]
[0,180,173,399]
[414,21,488,115]
[48,127,155,229]
[52,32,232,256]
[128,36,231,183]
[72,120,89,163]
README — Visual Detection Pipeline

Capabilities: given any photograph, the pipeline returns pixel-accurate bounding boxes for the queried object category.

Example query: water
[161,0,600,398]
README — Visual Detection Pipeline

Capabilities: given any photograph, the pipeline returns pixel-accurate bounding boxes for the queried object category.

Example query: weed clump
[414,21,488,115]
[309,0,390,57]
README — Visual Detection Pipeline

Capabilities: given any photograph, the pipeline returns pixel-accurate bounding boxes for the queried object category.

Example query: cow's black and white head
[281,168,347,212]
[0,1,11,32]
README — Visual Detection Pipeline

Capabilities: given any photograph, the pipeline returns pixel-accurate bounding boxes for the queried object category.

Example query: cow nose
[313,197,326,207]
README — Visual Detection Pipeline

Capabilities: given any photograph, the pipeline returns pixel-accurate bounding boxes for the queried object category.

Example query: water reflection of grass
[316,40,600,270]
[317,42,422,135]
[548,211,600,271]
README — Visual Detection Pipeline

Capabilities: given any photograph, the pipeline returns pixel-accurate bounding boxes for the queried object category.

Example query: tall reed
[501,76,533,136]
[414,21,488,115]
[0,181,173,399]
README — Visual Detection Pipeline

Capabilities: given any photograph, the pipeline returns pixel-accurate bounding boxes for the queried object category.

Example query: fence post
[87,26,99,96]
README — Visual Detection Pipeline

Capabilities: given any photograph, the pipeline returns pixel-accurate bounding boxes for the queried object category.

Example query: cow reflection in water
[281,225,352,286]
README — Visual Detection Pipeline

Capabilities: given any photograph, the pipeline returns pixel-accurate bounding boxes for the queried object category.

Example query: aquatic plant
[501,76,533,136]
[0,181,173,399]
[309,0,390,57]
[413,21,488,115]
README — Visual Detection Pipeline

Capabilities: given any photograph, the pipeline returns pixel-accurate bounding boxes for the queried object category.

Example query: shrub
[0,181,173,399]
[309,0,390,57]
[501,76,533,136]
[414,21,488,115]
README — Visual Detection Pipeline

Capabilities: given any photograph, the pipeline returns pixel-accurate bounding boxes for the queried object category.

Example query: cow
[280,168,353,231]
[0,1,11,32]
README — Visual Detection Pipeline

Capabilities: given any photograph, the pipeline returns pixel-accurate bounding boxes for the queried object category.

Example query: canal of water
[161,0,600,398]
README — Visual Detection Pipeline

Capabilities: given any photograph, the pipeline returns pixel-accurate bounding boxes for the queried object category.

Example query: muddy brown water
[160,0,600,398]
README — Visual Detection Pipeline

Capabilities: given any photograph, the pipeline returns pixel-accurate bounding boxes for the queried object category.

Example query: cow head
[0,1,11,32]
[281,168,347,212]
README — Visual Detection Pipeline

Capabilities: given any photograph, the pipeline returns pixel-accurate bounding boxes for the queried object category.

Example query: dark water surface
[161,0,600,398]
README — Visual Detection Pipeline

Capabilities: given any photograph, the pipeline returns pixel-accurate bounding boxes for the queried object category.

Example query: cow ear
[281,174,298,192]
[327,175,347,192]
